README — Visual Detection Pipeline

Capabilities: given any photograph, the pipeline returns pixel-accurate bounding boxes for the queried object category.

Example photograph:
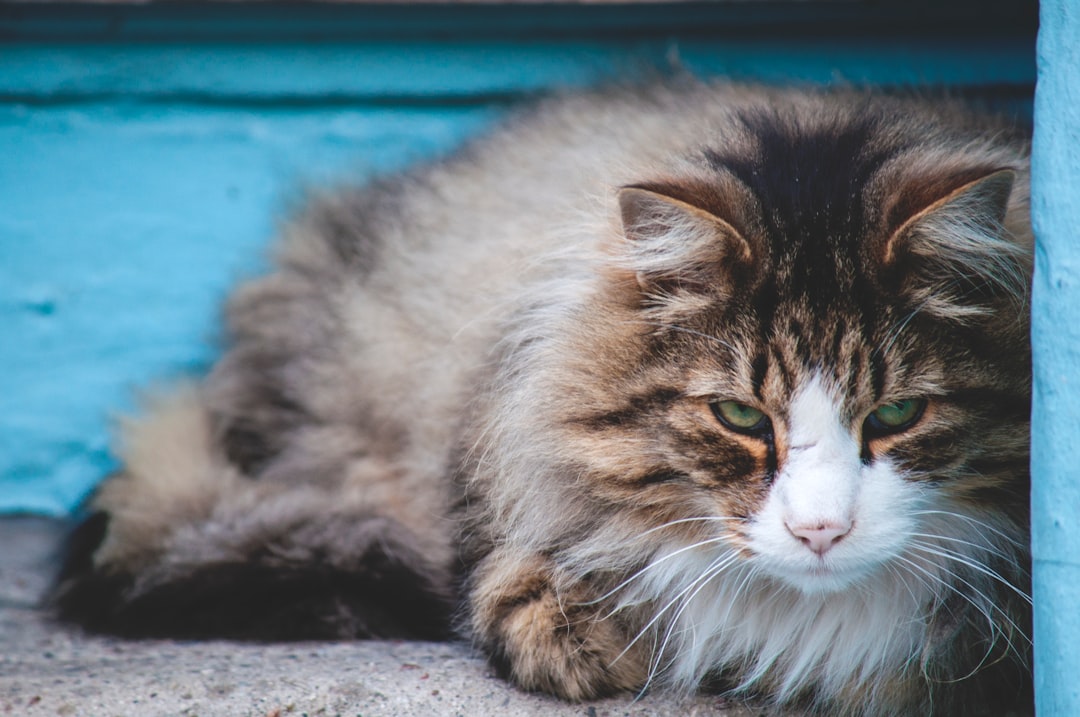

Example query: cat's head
[554,97,1031,596]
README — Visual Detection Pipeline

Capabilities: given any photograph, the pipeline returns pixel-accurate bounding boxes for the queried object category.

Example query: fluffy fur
[54,82,1033,715]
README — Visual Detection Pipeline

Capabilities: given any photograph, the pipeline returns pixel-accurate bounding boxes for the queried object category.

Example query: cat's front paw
[470,553,648,701]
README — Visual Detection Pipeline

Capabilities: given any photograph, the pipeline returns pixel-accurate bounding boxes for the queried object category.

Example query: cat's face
[556,107,1030,597]
[662,325,975,596]
[743,375,913,594]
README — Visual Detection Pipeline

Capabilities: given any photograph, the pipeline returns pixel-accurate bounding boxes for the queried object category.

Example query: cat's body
[55,82,1033,716]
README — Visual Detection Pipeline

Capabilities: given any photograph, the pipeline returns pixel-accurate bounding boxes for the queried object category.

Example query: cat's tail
[51,386,454,641]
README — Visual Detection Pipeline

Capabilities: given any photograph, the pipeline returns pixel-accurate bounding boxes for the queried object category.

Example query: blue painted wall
[1031,1,1080,714]
[0,4,1038,516]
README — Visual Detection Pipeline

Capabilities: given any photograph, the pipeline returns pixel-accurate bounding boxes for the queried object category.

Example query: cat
[54,81,1033,716]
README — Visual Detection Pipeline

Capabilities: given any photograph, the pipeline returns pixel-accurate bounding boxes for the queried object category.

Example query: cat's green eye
[711,400,770,434]
[864,398,927,437]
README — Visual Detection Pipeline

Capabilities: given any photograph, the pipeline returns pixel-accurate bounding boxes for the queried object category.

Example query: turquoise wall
[1031,1,1080,714]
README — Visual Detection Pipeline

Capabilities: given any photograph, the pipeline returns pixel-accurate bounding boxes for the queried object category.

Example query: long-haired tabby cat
[54,81,1032,716]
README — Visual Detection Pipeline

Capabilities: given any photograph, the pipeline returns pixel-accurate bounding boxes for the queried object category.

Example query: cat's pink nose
[787,521,851,555]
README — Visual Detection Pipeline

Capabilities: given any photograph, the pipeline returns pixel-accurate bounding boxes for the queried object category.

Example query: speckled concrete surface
[0,517,756,717]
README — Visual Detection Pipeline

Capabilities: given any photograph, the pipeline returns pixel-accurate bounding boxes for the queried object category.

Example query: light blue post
[1031,1,1080,714]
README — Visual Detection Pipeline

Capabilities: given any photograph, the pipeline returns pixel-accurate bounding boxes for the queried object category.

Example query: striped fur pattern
[55,82,1032,715]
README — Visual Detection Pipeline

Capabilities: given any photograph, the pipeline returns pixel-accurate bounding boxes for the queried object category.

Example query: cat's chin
[766,561,876,595]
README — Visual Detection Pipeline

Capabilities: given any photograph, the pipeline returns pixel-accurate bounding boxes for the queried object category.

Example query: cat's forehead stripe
[705,109,903,247]
[750,352,769,400]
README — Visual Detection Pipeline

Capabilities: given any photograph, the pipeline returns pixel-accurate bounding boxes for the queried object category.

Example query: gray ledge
[0,517,751,717]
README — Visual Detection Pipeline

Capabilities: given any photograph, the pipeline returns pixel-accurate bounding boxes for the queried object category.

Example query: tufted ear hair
[616,185,756,300]
[881,168,1029,320]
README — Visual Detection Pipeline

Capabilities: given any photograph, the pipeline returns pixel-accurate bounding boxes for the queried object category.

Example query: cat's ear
[881,168,1029,319]
[616,186,754,297]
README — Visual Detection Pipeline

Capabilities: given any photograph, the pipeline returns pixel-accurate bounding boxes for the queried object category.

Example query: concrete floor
[0,517,755,717]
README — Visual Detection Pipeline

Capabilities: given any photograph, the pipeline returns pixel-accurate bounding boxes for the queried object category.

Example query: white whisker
[638,515,744,538]
[615,550,740,672]
[634,552,742,695]
[626,319,738,353]
[908,540,1031,605]
[913,509,1027,549]
[908,531,1011,562]
[586,534,738,609]
[890,555,1012,682]
[894,553,1030,651]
